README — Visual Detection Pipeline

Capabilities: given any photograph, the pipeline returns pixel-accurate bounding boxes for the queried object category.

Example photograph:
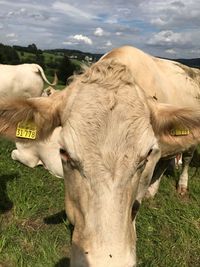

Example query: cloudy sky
[0,0,199,58]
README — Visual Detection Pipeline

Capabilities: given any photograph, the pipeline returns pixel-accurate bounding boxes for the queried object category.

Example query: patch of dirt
[193,218,200,230]
[0,210,14,229]
[20,238,35,254]
[19,217,46,231]
[177,191,190,202]
[60,244,71,257]
[0,261,12,267]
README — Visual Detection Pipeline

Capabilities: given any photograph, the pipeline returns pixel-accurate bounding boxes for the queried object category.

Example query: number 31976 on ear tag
[16,121,37,139]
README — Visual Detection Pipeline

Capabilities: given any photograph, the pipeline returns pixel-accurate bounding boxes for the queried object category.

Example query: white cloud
[148,30,190,47]
[116,32,122,36]
[143,0,200,30]
[105,17,118,24]
[52,1,97,20]
[62,41,77,45]
[7,11,14,17]
[72,34,93,45]
[165,49,177,55]
[6,33,16,38]
[106,41,112,46]
[150,18,167,26]
[0,0,199,57]
[94,27,104,37]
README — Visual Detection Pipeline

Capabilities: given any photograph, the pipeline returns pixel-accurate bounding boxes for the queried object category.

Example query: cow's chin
[70,231,136,267]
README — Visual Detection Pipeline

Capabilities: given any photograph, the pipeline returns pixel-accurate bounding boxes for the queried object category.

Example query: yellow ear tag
[170,129,190,136]
[16,121,37,139]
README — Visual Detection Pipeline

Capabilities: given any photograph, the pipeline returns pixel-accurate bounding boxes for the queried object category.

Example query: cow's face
[58,63,160,267]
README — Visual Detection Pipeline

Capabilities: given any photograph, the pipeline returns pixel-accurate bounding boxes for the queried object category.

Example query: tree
[0,43,20,64]
[27,43,37,53]
[57,55,80,84]
[35,52,45,69]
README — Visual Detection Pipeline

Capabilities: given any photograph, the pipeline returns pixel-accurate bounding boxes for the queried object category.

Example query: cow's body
[12,127,63,178]
[0,46,200,266]
[102,46,200,107]
[102,46,200,195]
[0,63,57,98]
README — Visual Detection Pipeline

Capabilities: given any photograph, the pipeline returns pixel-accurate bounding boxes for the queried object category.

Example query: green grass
[17,51,36,62]
[0,137,200,267]
[0,138,70,267]
[17,51,63,65]
[137,173,200,267]
[42,52,63,64]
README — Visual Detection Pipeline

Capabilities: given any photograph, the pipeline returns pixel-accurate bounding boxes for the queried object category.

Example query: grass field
[0,137,200,267]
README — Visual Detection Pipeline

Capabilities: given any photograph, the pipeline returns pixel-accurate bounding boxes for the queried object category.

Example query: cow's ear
[148,99,200,156]
[0,90,66,141]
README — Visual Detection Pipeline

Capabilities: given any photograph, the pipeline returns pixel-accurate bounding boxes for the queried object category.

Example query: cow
[0,63,57,98]
[11,87,63,178]
[1,46,200,266]
[176,146,196,195]
[11,126,63,178]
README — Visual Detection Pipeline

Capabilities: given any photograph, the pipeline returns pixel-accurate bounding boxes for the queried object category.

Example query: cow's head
[1,60,200,267]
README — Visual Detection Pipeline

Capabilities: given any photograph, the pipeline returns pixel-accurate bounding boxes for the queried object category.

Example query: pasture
[0,137,200,267]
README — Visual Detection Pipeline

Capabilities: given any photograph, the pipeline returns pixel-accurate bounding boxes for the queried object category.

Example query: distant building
[84,56,93,62]
[69,55,78,59]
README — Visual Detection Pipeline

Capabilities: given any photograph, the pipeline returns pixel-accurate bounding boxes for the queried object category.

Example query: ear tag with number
[16,121,37,139]
[170,129,190,136]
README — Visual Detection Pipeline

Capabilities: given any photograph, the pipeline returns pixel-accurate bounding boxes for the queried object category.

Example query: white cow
[11,87,63,178]
[11,126,63,178]
[0,65,60,176]
[0,63,57,98]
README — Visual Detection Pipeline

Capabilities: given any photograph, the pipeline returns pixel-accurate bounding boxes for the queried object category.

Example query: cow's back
[102,46,200,107]
[154,57,200,106]
[0,64,44,97]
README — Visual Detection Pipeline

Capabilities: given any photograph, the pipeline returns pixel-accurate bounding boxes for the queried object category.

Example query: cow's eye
[60,148,70,162]
[137,158,147,171]
[137,149,153,171]
[60,148,78,169]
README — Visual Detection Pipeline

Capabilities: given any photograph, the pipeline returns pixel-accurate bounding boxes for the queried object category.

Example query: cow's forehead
[60,77,156,175]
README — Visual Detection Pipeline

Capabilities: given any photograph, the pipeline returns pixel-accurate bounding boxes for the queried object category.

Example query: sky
[0,0,200,58]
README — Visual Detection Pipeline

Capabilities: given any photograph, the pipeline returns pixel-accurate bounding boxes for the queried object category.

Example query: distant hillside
[174,58,200,69]
[44,48,102,62]
[1,43,200,69]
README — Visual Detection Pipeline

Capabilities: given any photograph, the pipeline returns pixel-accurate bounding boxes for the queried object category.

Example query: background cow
[0,65,59,177]
[11,86,63,178]
[11,126,63,178]
[0,63,57,98]
[0,46,200,266]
